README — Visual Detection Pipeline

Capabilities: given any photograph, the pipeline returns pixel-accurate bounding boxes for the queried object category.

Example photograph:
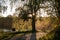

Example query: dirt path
[10,32,47,40]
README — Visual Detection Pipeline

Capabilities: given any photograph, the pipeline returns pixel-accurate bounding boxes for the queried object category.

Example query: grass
[0,17,59,40]
[39,20,60,40]
[0,31,25,40]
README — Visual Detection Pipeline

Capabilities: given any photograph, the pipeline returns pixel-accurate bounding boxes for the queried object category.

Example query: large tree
[16,0,57,32]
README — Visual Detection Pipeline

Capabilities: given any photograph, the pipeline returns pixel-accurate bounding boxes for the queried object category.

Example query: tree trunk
[32,13,36,32]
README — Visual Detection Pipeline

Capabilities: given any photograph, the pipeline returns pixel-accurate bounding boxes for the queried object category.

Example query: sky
[0,0,29,17]
[0,0,56,17]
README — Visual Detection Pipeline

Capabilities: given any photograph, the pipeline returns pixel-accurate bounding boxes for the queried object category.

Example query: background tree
[55,0,60,19]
